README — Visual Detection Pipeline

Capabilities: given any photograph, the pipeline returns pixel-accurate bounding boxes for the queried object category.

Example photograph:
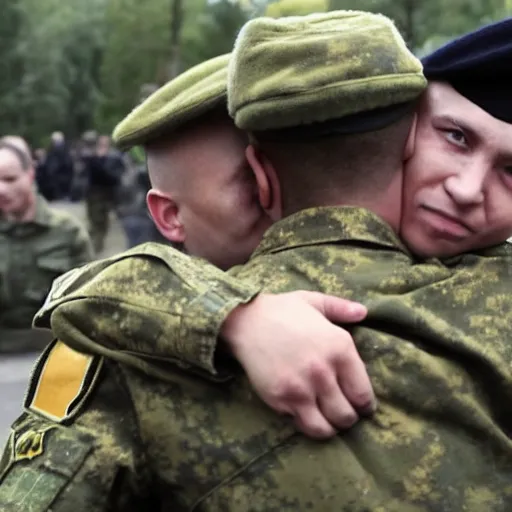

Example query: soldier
[0,140,93,353]
[8,11,512,511]
[46,15,512,441]
[68,53,375,430]
[112,53,273,268]
[83,135,126,254]
[45,131,74,200]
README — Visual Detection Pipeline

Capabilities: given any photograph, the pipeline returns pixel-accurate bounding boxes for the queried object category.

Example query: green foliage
[265,0,328,17]
[328,0,508,49]
[0,0,106,146]
[95,0,171,133]
[0,0,25,137]
[183,0,250,68]
[0,0,509,146]
[95,0,249,134]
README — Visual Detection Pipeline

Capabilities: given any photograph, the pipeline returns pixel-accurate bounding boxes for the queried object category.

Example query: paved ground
[0,201,128,444]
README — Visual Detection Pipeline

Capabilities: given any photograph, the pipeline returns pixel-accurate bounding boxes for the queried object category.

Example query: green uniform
[2,207,512,511]
[0,195,93,352]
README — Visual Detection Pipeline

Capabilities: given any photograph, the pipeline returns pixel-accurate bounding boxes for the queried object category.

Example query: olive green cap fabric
[228,11,427,131]
[113,54,230,150]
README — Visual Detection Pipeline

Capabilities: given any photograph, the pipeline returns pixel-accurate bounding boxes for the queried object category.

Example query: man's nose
[443,163,486,206]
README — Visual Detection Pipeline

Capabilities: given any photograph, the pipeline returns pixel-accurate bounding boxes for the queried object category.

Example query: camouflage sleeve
[0,343,154,511]
[33,243,261,377]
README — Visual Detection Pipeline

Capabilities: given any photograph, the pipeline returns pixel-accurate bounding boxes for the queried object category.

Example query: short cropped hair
[0,141,32,171]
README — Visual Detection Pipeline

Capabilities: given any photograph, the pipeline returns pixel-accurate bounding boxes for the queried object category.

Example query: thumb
[303,292,367,323]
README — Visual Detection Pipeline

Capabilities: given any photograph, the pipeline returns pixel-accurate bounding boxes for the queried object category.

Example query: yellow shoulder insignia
[25,340,103,424]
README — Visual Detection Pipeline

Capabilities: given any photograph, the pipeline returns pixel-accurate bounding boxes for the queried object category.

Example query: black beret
[422,17,512,123]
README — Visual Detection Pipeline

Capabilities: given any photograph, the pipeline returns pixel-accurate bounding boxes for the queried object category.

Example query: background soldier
[83,134,125,254]
[45,131,74,200]
[0,139,92,353]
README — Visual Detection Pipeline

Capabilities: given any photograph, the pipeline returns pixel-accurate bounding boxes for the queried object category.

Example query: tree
[183,0,250,68]
[95,0,172,132]
[96,0,249,132]
[328,0,508,49]
[0,0,25,138]
[168,0,184,79]
[0,0,107,146]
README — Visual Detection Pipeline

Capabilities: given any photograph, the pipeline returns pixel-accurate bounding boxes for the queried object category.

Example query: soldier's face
[0,149,35,217]
[147,116,272,269]
[400,82,512,258]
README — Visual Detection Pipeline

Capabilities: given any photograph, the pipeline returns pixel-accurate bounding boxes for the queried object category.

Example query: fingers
[335,343,377,416]
[265,376,338,439]
[272,354,371,438]
[312,362,359,430]
[299,291,367,324]
[288,331,376,437]
[293,404,337,440]
[323,295,367,323]
[291,361,374,439]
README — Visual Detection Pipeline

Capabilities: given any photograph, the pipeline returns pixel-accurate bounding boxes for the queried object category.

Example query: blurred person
[45,131,74,200]
[71,130,97,203]
[0,140,93,353]
[1,136,54,202]
[33,148,46,164]
[116,159,159,248]
[84,135,126,254]
[0,135,32,160]
[33,148,53,201]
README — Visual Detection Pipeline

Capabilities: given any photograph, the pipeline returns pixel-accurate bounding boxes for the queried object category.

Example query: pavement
[0,200,128,444]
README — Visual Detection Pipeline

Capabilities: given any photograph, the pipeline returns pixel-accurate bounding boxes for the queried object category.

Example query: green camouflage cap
[113,54,230,150]
[228,11,426,131]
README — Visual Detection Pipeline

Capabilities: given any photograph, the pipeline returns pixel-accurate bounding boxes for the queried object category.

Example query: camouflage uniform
[3,10,512,511]
[2,207,512,510]
[0,195,92,352]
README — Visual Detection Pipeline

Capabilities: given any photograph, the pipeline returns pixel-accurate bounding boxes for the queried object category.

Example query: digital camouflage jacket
[1,206,512,511]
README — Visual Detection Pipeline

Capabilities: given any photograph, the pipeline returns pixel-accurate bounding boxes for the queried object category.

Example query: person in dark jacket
[45,131,74,200]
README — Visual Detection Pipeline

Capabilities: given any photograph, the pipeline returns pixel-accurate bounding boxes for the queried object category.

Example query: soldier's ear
[146,188,185,243]
[245,144,282,221]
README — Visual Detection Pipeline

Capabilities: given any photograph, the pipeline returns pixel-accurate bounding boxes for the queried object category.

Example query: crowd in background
[33,130,162,254]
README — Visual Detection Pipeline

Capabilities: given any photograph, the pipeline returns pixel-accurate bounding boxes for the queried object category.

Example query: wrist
[220,294,262,356]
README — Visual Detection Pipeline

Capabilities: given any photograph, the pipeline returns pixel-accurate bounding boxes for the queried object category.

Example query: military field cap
[422,17,512,124]
[228,10,426,132]
[113,53,230,150]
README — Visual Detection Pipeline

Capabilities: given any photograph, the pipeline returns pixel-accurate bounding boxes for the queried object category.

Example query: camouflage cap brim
[113,54,230,150]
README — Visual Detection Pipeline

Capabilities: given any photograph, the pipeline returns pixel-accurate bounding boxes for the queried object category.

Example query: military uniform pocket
[0,414,93,511]
[23,250,73,303]
[36,249,73,275]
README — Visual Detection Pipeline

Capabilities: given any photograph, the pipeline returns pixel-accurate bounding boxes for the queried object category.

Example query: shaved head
[145,110,271,269]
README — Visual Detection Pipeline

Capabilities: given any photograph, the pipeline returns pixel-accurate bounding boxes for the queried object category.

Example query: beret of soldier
[228,10,427,132]
[113,53,229,150]
[422,17,512,124]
